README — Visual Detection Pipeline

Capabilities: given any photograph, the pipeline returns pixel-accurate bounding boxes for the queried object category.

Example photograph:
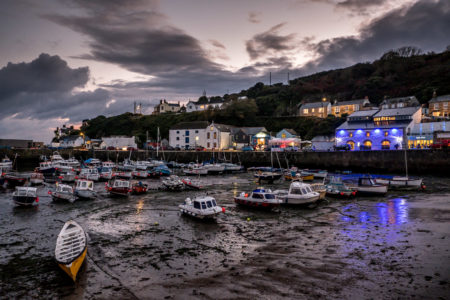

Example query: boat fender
[36,197,39,203]
[222,207,226,213]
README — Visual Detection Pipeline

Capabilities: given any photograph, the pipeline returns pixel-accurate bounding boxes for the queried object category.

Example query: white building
[169,121,209,149]
[59,136,85,148]
[169,121,232,149]
[100,136,137,150]
[205,122,232,149]
[186,98,225,112]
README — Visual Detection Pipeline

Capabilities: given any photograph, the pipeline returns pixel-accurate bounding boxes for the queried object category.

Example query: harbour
[0,166,449,298]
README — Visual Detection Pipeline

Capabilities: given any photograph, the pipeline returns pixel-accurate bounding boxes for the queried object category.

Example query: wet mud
[0,174,449,299]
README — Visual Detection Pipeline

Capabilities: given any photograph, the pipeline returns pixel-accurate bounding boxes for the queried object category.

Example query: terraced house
[428,94,450,117]
[331,98,371,117]
[298,101,331,118]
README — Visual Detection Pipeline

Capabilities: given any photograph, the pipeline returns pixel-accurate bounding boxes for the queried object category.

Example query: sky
[0,0,449,142]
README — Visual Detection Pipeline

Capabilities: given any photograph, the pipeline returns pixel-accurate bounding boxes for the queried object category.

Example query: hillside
[80,48,450,145]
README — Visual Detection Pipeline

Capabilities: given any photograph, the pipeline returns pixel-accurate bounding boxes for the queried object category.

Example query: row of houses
[334,106,450,151]
[153,97,226,114]
[56,135,137,150]
[168,122,302,150]
[299,94,450,119]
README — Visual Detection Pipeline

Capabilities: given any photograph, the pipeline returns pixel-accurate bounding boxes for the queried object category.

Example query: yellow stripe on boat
[58,247,87,281]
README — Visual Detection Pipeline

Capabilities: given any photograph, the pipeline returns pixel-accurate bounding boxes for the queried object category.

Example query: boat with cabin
[30,172,44,185]
[131,181,148,195]
[0,156,13,171]
[162,175,185,191]
[326,176,356,198]
[353,176,388,196]
[274,181,320,205]
[179,196,224,219]
[13,187,38,206]
[106,179,131,197]
[50,183,75,203]
[234,188,282,209]
[55,220,87,281]
[79,168,100,181]
[74,180,96,199]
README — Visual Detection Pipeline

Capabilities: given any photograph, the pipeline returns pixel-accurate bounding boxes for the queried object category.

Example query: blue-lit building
[335,107,422,150]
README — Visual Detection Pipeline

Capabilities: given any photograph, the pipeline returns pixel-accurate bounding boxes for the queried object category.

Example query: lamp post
[80,132,85,149]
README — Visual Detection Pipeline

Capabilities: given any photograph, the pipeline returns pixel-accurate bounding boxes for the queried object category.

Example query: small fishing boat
[284,170,314,181]
[179,196,224,219]
[4,172,27,187]
[79,168,100,181]
[58,171,76,183]
[38,161,56,175]
[181,177,203,190]
[114,171,132,179]
[223,163,243,173]
[53,161,74,173]
[101,161,116,169]
[274,181,320,205]
[120,159,136,171]
[303,169,328,179]
[0,156,13,171]
[153,165,171,176]
[30,172,44,185]
[161,175,185,191]
[234,188,282,209]
[55,220,87,281]
[132,170,148,179]
[74,180,96,199]
[310,183,327,199]
[106,179,131,197]
[183,166,208,176]
[131,181,148,195]
[353,176,388,196]
[51,151,64,163]
[375,177,424,190]
[254,168,283,183]
[66,157,80,168]
[99,167,114,181]
[326,176,356,198]
[84,158,102,168]
[12,187,38,206]
[50,183,75,203]
[204,163,225,175]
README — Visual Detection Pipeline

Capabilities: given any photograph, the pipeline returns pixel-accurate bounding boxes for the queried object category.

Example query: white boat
[38,161,56,175]
[162,175,185,191]
[204,163,225,174]
[254,169,283,183]
[30,172,44,185]
[53,160,74,173]
[115,170,132,179]
[0,156,13,171]
[223,163,243,173]
[135,161,151,170]
[74,180,96,199]
[55,220,87,281]
[354,177,388,196]
[179,196,224,219]
[274,181,320,205]
[375,177,424,190]
[12,187,39,206]
[181,177,203,190]
[84,158,102,168]
[51,183,76,203]
[51,152,64,163]
[121,159,136,171]
[59,171,76,183]
[106,179,131,197]
[234,188,282,209]
[132,170,148,178]
[183,166,208,176]
[102,161,116,169]
[79,168,100,181]
[66,157,80,168]
[99,167,114,181]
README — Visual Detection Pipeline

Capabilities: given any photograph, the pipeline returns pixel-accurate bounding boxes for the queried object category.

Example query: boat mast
[146,130,149,160]
[404,144,408,178]
[156,127,159,158]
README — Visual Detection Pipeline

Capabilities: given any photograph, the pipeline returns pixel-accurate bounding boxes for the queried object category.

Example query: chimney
[432,90,437,98]
[160,99,162,104]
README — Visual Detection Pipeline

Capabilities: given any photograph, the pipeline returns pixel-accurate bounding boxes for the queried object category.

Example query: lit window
[319,107,323,113]
[366,132,370,137]
[213,132,217,139]
[434,103,439,109]
[281,133,286,138]
[335,106,340,113]
[384,131,388,136]
[207,132,210,139]
[210,126,214,131]
[213,142,217,148]
[349,132,353,137]
[312,108,315,113]
[303,109,308,114]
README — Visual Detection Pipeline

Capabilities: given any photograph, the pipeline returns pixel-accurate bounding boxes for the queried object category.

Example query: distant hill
[80,48,450,145]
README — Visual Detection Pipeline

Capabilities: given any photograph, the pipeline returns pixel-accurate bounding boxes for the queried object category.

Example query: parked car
[196,146,205,151]
[334,144,351,151]
[242,146,254,151]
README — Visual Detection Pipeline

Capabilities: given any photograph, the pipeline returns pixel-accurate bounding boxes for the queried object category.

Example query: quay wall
[1,148,449,176]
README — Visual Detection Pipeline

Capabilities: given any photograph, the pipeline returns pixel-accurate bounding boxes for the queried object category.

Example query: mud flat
[0,174,449,299]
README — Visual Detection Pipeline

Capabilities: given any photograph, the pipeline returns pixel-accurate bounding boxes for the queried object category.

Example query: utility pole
[287,72,290,85]
[269,72,271,86]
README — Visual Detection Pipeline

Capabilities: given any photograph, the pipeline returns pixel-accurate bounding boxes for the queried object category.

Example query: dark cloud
[209,39,226,49]
[302,0,450,73]
[248,11,261,24]
[0,53,88,99]
[0,54,123,122]
[246,23,297,60]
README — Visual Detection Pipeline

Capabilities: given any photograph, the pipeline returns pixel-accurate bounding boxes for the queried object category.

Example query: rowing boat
[55,220,87,281]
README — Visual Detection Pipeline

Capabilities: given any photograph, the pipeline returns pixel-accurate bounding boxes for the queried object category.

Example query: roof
[311,135,335,142]
[300,102,331,109]
[409,121,449,134]
[337,121,412,130]
[281,128,297,135]
[381,96,418,104]
[333,99,369,106]
[348,110,379,118]
[168,103,180,107]
[373,106,420,118]
[241,127,267,135]
[429,94,450,103]
[213,123,233,132]
[170,121,209,130]
[209,98,224,104]
[63,135,83,142]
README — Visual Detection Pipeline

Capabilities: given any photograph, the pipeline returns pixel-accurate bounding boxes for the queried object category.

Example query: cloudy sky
[1,0,449,142]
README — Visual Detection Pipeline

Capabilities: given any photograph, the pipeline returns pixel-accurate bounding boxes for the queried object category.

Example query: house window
[176,137,179,141]
[384,131,389,137]
[354,105,359,111]
[213,142,217,148]
[210,126,214,131]
[398,103,404,108]
[185,137,189,143]
[281,133,286,138]
[303,109,308,114]
[213,132,217,139]
[207,142,210,148]
[335,106,340,113]
[207,132,210,139]
[185,130,189,136]
[434,103,439,110]
[366,132,370,137]
[312,108,315,113]
[319,107,323,113]
[444,102,448,109]
[176,131,179,134]
[349,132,353,138]
[195,130,198,133]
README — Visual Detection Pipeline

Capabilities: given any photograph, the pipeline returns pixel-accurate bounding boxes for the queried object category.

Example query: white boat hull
[279,194,320,205]
[75,190,96,199]
[376,177,423,189]
[355,185,388,195]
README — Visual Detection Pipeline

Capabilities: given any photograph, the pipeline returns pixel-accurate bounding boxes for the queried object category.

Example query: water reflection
[342,198,409,226]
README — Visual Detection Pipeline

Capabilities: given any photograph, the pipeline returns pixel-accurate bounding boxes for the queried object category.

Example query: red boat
[106,179,131,197]
[181,178,203,190]
[131,181,148,195]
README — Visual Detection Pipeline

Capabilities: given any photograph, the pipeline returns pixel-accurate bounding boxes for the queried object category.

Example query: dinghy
[55,220,87,281]
[12,187,38,206]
